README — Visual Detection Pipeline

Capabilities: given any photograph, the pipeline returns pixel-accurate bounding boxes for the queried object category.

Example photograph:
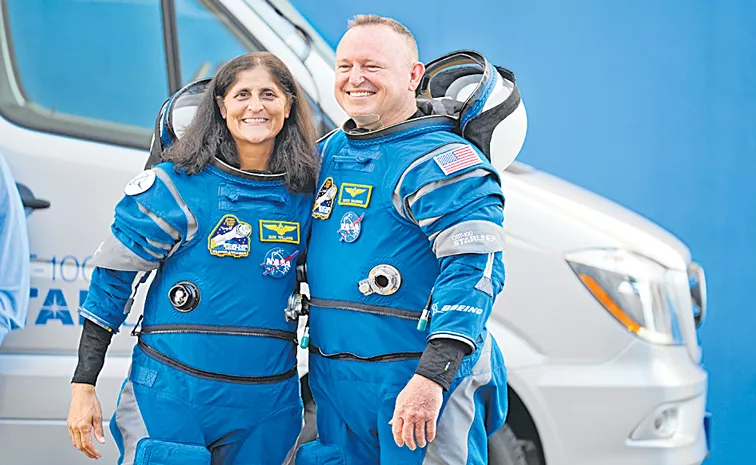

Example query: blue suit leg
[215,400,302,465]
[110,369,206,465]
[297,355,379,465]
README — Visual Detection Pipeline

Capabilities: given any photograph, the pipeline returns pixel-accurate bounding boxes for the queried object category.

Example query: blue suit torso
[307,120,505,359]
[82,159,311,464]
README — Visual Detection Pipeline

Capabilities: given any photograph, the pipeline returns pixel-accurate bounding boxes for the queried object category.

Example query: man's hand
[390,374,444,450]
[67,383,106,460]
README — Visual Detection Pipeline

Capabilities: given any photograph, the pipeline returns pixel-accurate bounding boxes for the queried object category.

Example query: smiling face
[335,25,424,128]
[218,67,291,154]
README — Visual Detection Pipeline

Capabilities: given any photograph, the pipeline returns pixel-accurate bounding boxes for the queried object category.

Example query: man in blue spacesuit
[297,15,524,465]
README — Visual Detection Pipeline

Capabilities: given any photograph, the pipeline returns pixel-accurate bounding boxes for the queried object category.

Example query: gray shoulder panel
[432,220,506,258]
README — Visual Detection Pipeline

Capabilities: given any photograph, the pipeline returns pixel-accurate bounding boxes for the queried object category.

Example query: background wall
[290,0,755,463]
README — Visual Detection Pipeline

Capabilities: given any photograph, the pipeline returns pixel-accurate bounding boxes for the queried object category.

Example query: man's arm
[399,144,506,387]
[390,143,506,449]
[0,154,29,345]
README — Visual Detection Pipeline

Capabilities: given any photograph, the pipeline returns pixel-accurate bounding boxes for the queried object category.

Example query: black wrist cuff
[71,319,114,386]
[415,338,469,391]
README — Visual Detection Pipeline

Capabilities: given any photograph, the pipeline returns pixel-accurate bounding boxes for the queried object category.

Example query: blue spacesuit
[81,157,312,462]
[297,51,524,465]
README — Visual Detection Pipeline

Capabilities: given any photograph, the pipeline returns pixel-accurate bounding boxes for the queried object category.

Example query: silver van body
[0,1,708,464]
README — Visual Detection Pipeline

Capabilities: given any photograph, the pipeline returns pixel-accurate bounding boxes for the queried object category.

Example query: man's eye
[366,65,381,70]
[338,65,351,71]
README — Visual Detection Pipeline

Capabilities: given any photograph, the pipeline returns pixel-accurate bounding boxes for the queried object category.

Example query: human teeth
[242,118,267,123]
[350,92,373,97]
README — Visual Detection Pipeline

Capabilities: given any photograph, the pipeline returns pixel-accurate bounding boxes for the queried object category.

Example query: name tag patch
[338,182,373,208]
[259,220,300,244]
[208,215,252,258]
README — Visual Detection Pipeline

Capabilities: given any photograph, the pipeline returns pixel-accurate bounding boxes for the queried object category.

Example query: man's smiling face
[334,25,421,127]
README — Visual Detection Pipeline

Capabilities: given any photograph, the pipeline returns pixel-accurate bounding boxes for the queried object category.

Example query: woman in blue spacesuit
[66,52,317,465]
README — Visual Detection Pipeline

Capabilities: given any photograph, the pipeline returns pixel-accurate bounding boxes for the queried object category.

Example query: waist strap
[136,323,296,343]
[308,297,421,321]
[137,339,297,384]
[309,343,422,363]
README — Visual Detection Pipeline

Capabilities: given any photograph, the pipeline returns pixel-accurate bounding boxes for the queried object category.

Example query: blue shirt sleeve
[0,153,29,345]
[396,143,506,352]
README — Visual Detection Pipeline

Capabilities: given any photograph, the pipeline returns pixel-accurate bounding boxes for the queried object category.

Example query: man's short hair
[347,14,419,61]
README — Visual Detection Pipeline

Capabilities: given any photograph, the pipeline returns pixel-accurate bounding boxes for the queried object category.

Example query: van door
[0,0,171,462]
[0,0,334,463]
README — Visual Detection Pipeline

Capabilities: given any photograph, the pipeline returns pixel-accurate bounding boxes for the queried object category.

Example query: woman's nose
[246,95,264,112]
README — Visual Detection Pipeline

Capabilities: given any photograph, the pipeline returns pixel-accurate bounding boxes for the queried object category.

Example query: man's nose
[348,66,364,86]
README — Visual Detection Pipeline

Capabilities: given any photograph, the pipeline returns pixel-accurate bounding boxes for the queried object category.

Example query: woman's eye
[262,92,276,99]
[235,91,249,99]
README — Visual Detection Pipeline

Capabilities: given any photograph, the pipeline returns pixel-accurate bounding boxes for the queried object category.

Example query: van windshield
[245,0,336,67]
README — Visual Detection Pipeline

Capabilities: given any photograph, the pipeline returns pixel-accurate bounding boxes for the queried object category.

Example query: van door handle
[15,182,50,210]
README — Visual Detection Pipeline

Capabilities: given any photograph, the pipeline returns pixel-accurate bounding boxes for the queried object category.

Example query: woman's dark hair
[164,52,318,193]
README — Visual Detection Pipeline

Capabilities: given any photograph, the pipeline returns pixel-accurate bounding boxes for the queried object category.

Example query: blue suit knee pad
[295,441,345,465]
[135,438,211,465]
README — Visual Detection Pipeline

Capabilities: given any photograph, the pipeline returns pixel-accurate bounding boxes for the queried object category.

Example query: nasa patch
[124,170,156,196]
[338,211,364,243]
[208,215,252,258]
[261,247,299,279]
[313,177,338,220]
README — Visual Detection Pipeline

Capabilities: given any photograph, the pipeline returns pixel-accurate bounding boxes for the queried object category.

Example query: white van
[0,1,709,464]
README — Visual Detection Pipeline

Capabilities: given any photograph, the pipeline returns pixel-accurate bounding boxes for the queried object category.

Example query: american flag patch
[433,145,481,175]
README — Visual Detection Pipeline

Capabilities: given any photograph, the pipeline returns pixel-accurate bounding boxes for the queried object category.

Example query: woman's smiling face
[218,67,291,149]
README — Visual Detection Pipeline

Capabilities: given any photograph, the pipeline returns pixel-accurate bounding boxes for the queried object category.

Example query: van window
[174,0,335,136]
[175,0,262,83]
[0,0,169,149]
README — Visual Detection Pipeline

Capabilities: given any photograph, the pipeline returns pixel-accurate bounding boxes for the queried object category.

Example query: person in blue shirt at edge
[0,151,30,345]
[296,14,517,465]
[66,52,318,465]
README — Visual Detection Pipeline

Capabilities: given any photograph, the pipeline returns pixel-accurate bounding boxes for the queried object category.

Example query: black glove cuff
[415,338,470,391]
[71,319,114,386]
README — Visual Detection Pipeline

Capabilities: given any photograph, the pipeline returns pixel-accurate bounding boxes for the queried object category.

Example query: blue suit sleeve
[0,154,29,345]
[79,268,143,333]
[397,143,506,352]
[80,166,196,332]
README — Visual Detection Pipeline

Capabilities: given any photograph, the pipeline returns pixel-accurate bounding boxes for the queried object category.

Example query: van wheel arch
[488,384,545,465]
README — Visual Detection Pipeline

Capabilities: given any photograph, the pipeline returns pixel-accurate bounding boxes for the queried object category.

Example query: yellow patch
[337,182,373,208]
[259,220,301,244]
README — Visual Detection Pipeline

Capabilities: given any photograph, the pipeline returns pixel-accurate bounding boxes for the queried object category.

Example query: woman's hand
[67,383,106,459]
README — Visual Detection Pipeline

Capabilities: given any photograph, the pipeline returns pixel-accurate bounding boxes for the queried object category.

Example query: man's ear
[408,61,426,92]
[217,96,227,119]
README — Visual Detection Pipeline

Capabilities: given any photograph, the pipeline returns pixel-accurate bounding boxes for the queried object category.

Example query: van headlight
[688,261,707,327]
[566,249,686,345]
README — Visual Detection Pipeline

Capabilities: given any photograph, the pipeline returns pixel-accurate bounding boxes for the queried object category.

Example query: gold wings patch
[344,186,366,197]
[264,223,297,235]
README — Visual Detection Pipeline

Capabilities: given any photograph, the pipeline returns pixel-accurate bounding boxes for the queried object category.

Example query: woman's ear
[217,96,227,119]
